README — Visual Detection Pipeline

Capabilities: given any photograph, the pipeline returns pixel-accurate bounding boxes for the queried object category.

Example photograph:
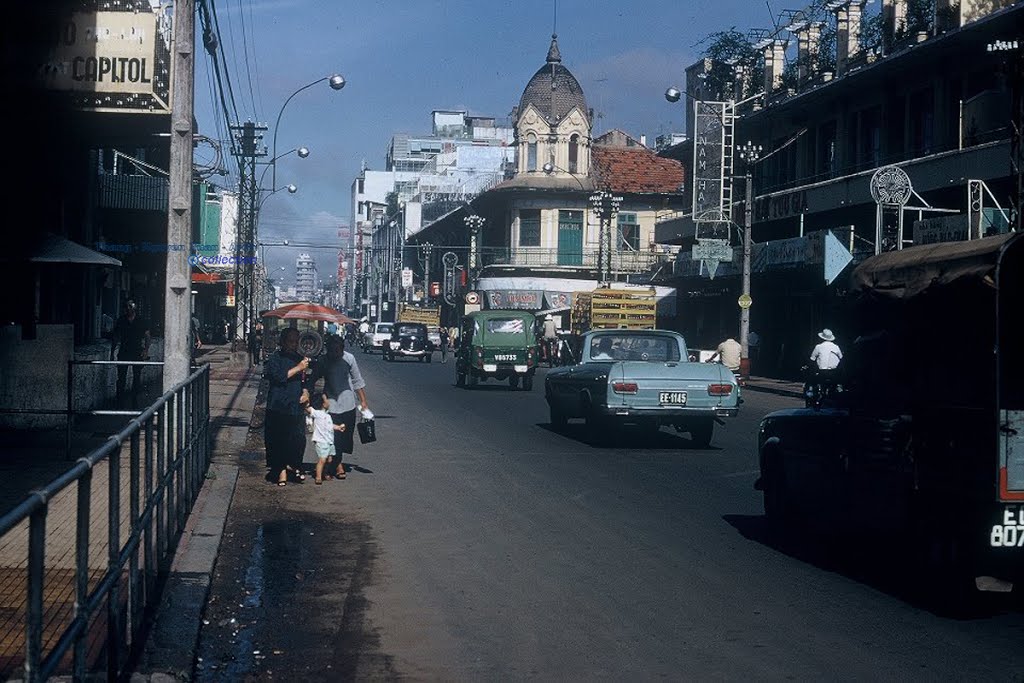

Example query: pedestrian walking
[304,335,370,480]
[438,326,450,363]
[264,327,309,486]
[248,322,263,366]
[112,300,151,407]
[302,391,347,485]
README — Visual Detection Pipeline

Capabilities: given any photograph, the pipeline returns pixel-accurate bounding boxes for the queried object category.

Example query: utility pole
[163,0,195,390]
[737,142,762,379]
[230,121,266,349]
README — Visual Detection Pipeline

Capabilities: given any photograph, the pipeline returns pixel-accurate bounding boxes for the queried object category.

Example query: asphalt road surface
[194,352,1024,681]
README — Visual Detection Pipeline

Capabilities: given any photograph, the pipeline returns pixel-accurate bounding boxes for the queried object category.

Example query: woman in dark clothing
[264,327,309,486]
[304,335,369,480]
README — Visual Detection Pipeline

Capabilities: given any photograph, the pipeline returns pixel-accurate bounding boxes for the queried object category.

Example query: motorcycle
[801,365,844,409]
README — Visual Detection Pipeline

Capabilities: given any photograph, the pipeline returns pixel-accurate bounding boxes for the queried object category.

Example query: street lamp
[589,190,623,284]
[258,146,309,193]
[542,161,589,191]
[270,73,345,191]
[737,141,763,379]
[463,213,486,282]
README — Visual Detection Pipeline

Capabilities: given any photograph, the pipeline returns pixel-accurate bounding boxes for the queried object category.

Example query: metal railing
[0,364,210,681]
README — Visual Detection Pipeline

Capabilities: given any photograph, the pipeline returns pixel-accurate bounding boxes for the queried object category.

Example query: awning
[850,233,1015,299]
[19,233,122,267]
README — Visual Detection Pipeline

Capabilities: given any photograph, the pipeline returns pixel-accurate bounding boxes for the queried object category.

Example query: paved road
[194,352,1024,681]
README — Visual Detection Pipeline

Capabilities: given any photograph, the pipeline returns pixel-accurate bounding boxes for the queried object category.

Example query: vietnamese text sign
[486,290,542,310]
[692,239,734,262]
[42,11,171,112]
[692,101,728,217]
[913,215,968,245]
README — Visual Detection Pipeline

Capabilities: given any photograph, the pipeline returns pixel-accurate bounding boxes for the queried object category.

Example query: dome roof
[518,35,589,126]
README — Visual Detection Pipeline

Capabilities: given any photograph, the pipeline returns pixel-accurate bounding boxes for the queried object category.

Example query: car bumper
[391,349,428,356]
[597,405,739,419]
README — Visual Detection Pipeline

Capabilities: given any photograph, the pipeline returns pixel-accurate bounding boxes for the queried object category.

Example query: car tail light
[708,383,733,396]
[613,382,638,394]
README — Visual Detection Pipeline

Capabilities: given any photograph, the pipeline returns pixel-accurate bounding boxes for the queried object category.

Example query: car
[544,329,739,447]
[455,310,539,390]
[362,322,393,353]
[426,325,443,350]
[383,322,434,362]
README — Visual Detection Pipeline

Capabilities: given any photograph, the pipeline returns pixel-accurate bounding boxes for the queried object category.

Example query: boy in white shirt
[302,392,346,485]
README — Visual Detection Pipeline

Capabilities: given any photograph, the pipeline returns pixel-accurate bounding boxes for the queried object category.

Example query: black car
[383,322,434,362]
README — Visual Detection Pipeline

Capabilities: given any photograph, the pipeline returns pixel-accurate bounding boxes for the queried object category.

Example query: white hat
[818,328,835,341]
[545,314,553,320]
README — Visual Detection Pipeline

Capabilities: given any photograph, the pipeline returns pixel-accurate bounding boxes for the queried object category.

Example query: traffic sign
[738,294,752,309]
[465,291,480,305]
[692,239,733,262]
[401,268,413,288]
[823,230,854,285]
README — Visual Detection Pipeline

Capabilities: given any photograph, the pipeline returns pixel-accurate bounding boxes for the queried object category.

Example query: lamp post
[421,242,433,304]
[737,141,762,379]
[589,190,623,284]
[463,214,486,285]
[270,73,345,191]
[542,161,588,191]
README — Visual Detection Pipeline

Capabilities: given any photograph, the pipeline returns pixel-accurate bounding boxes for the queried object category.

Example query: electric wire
[236,0,260,119]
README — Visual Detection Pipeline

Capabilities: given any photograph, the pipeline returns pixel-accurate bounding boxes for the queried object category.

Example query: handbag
[356,417,376,444]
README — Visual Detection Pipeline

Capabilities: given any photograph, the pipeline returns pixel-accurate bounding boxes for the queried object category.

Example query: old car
[755,233,1023,603]
[383,322,434,362]
[455,310,538,390]
[362,322,392,354]
[427,325,443,350]
[544,329,739,447]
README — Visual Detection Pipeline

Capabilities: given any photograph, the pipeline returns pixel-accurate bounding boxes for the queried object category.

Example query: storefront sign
[42,10,171,113]
[486,290,542,310]
[913,215,969,244]
[692,101,728,218]
[544,291,572,309]
[754,190,809,222]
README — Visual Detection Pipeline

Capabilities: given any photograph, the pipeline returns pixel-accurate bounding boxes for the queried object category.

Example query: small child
[302,392,346,484]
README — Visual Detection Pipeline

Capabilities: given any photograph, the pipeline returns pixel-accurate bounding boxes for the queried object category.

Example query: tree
[696,28,764,100]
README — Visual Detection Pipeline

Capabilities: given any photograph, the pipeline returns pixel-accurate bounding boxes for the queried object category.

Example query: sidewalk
[130,345,260,679]
[742,375,805,399]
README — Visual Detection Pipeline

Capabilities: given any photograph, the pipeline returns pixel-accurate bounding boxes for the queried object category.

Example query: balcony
[479,246,672,274]
[96,173,169,212]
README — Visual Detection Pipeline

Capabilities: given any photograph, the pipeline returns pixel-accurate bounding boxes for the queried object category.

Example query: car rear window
[396,324,424,336]
[589,335,680,362]
[486,318,525,334]
[377,324,392,333]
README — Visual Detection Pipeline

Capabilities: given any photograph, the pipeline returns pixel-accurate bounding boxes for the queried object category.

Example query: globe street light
[542,161,588,191]
[589,190,623,284]
[259,146,309,192]
[463,214,486,279]
[270,73,345,191]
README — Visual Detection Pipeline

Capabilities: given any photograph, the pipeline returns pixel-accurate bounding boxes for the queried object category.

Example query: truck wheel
[549,405,567,429]
[456,367,466,387]
[467,371,478,388]
[763,455,793,537]
[689,419,714,448]
[425,354,432,363]
[509,375,520,390]
[522,375,534,391]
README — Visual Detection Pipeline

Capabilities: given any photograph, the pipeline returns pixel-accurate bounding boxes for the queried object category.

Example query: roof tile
[591,146,685,195]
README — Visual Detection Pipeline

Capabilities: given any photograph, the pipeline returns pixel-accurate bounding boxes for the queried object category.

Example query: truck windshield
[486,318,525,334]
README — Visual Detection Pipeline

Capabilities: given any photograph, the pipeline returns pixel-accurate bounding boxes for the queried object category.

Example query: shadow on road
[723,513,1021,619]
[536,422,722,451]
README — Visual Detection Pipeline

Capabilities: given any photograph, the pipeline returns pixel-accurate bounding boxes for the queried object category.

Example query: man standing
[810,328,843,370]
[542,314,558,366]
[112,300,151,407]
[438,326,450,363]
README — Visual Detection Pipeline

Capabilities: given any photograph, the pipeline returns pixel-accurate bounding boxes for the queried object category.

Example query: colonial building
[408,35,686,327]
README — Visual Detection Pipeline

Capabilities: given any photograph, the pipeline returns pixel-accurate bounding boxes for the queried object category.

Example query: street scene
[2,0,1023,680]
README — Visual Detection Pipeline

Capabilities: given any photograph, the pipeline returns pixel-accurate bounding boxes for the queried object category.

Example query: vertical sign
[692,101,727,218]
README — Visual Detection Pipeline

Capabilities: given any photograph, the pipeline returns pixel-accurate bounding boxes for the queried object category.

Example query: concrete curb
[743,383,805,400]
[136,462,239,679]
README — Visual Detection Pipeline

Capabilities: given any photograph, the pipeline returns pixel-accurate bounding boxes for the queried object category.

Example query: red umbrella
[263,302,354,324]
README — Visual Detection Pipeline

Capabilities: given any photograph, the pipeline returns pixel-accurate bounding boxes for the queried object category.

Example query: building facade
[654,0,1021,378]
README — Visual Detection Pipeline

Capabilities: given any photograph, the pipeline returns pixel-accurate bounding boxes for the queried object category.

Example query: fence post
[25,506,47,683]
[74,469,92,680]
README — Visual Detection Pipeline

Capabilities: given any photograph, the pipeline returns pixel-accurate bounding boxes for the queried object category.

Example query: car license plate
[659,391,687,405]
[990,506,1024,547]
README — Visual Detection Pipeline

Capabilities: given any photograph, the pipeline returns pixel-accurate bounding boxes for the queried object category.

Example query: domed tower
[514,34,592,179]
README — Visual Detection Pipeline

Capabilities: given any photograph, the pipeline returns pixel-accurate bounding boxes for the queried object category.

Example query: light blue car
[544,329,740,447]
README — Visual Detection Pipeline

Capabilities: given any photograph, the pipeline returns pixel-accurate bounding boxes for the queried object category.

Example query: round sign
[737,294,752,309]
[465,291,480,305]
[442,251,458,268]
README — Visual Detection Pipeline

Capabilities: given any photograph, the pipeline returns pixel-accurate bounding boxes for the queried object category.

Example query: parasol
[263,302,354,324]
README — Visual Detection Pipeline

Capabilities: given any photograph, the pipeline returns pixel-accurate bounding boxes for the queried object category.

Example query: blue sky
[193,0,764,283]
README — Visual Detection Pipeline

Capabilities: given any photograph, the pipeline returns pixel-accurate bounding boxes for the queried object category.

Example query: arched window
[526,133,538,171]
[568,134,579,174]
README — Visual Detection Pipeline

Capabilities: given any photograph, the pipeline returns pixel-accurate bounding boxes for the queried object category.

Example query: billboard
[41,10,172,113]
[692,101,727,218]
